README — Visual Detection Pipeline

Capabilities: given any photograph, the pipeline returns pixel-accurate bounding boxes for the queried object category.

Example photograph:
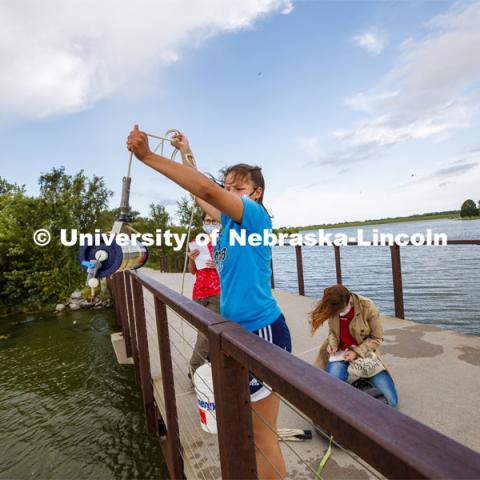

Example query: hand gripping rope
[147,129,198,296]
[78,129,197,298]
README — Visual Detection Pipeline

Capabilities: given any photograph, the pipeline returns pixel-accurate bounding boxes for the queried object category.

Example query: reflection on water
[272,219,480,335]
[0,310,168,480]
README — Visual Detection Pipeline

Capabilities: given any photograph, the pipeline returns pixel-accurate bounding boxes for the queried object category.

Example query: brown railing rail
[284,239,480,319]
[110,269,480,480]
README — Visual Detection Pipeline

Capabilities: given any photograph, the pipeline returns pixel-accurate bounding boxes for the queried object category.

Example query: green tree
[39,167,112,232]
[130,203,187,272]
[149,203,170,229]
[176,196,203,233]
[0,177,25,196]
[460,199,479,217]
[0,168,112,315]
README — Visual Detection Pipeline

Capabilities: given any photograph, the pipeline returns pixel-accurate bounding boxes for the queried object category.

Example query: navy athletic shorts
[249,313,292,402]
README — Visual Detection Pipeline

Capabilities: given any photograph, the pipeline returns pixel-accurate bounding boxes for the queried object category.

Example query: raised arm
[127,125,243,223]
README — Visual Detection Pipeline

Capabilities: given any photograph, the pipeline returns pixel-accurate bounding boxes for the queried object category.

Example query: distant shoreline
[289,211,480,231]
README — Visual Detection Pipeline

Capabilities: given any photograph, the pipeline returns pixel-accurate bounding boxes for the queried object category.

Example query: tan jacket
[313,293,388,371]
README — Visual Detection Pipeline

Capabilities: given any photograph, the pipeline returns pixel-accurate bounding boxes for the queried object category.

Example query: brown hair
[309,284,351,335]
[219,163,271,216]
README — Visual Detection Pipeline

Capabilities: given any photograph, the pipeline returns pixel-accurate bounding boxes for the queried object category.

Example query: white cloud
[270,160,480,226]
[343,91,398,113]
[438,181,455,187]
[393,147,480,190]
[298,136,321,162]
[353,29,388,55]
[334,99,473,146]
[334,1,480,162]
[0,0,292,121]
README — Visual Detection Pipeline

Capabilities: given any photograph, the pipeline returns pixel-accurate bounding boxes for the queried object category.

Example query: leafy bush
[0,169,111,314]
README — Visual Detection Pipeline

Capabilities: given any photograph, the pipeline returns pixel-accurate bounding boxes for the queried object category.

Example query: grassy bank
[295,211,461,231]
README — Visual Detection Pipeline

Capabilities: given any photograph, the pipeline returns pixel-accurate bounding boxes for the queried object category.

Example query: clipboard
[328,350,347,362]
[188,240,213,270]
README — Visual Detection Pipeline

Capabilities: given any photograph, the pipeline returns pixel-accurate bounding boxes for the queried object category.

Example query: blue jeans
[325,361,398,408]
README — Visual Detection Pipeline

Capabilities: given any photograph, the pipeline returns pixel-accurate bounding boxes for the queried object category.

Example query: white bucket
[193,363,217,434]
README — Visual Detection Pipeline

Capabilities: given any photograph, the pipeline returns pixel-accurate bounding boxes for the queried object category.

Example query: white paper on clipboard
[188,240,212,270]
[328,350,347,362]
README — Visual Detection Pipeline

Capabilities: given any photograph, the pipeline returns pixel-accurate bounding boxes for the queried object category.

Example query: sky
[0,0,479,228]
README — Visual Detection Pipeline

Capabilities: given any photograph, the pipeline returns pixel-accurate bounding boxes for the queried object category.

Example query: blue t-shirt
[212,196,281,331]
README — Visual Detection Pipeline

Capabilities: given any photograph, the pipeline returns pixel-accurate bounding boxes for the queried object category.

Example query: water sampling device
[77,130,182,289]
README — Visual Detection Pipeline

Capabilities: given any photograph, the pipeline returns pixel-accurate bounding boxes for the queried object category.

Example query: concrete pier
[119,268,480,479]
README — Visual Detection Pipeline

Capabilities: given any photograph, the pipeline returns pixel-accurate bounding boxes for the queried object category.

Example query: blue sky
[0,0,479,227]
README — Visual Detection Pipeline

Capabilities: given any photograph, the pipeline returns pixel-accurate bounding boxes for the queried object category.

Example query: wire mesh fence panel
[142,290,162,378]
[165,305,222,480]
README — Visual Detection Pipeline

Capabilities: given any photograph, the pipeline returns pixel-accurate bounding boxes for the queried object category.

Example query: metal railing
[277,240,480,319]
[109,269,480,480]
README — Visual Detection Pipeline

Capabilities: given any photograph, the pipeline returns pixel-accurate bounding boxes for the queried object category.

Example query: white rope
[148,129,198,363]
[277,428,311,442]
[150,127,198,295]
[181,204,197,296]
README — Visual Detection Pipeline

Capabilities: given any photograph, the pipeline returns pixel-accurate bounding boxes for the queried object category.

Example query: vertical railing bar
[118,272,133,358]
[154,296,185,480]
[295,245,305,296]
[334,245,342,284]
[208,323,257,479]
[111,274,122,328]
[125,272,141,386]
[131,275,157,434]
[390,243,405,319]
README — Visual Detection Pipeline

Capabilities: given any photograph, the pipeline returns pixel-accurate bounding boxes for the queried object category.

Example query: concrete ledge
[111,332,134,365]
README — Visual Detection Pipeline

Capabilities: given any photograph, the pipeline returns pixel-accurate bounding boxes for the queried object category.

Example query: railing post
[270,257,275,290]
[208,323,257,479]
[111,274,122,328]
[390,243,405,319]
[125,273,141,386]
[117,272,133,357]
[295,245,305,296]
[160,255,167,273]
[154,297,185,479]
[131,277,157,434]
[334,245,342,284]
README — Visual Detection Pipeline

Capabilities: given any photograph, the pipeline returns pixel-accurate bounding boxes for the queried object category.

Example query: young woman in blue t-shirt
[127,126,291,479]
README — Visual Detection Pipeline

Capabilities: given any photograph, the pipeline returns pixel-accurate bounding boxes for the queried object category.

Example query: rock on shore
[56,288,112,313]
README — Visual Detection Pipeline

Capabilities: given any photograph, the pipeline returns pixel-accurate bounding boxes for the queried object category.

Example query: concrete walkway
[135,269,480,479]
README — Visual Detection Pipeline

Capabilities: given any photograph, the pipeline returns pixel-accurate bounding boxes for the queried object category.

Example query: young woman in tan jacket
[310,284,398,407]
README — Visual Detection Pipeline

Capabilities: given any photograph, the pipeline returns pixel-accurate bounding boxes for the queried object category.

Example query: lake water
[0,309,167,479]
[272,218,480,335]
